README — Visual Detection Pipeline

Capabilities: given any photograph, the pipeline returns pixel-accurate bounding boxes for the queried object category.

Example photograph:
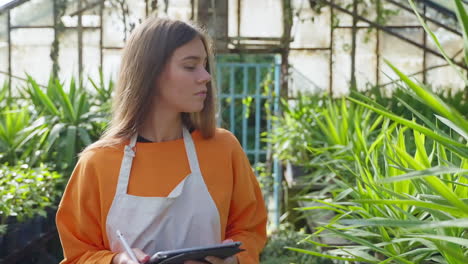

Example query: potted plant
[0,164,62,257]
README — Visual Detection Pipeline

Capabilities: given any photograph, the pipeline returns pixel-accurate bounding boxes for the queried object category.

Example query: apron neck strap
[182,127,201,174]
[129,133,138,147]
[115,134,138,195]
[115,127,201,195]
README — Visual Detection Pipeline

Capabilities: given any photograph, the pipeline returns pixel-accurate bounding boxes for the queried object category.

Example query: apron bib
[106,127,221,253]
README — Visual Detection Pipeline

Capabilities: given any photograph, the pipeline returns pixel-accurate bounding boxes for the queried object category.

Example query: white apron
[106,127,221,254]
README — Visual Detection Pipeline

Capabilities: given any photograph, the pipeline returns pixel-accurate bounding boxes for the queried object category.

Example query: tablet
[148,242,244,264]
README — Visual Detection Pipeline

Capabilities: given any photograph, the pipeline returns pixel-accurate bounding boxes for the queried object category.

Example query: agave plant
[21,75,108,172]
[0,106,36,165]
[88,67,114,113]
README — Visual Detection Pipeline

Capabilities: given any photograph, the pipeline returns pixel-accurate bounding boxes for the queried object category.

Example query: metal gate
[215,56,282,228]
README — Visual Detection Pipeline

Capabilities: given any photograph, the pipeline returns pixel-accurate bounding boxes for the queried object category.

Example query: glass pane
[126,0,147,22]
[11,28,54,91]
[167,0,192,20]
[102,48,121,84]
[378,29,424,89]
[0,42,7,85]
[291,4,331,48]
[425,4,459,30]
[332,28,352,96]
[0,43,7,73]
[334,0,353,27]
[0,12,6,42]
[102,0,147,48]
[289,50,329,96]
[228,0,238,37]
[325,0,376,27]
[62,0,102,28]
[58,29,78,83]
[0,12,7,76]
[11,0,53,26]
[355,28,377,91]
[426,55,465,92]
[426,21,463,58]
[357,0,377,27]
[102,8,124,48]
[83,30,100,83]
[239,0,282,38]
[382,0,420,26]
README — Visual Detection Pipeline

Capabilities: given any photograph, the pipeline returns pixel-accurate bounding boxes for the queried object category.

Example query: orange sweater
[56,128,267,264]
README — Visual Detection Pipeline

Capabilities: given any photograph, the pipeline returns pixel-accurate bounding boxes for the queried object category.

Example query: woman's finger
[112,252,142,264]
[221,239,234,244]
[132,248,150,263]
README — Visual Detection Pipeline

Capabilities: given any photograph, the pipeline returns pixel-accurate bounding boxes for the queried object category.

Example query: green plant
[0,164,63,225]
[278,77,468,262]
[268,93,383,188]
[0,224,6,235]
[364,84,468,122]
[0,107,35,164]
[88,68,114,113]
[260,223,333,264]
[289,3,468,259]
[0,82,8,108]
[20,75,108,172]
[295,116,467,262]
[277,0,468,260]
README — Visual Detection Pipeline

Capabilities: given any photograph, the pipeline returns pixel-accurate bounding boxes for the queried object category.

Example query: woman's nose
[197,68,211,84]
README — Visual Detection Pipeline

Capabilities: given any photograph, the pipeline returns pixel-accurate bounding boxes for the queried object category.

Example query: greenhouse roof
[0,0,28,12]
[0,0,15,8]
[1,0,467,17]
[425,0,468,17]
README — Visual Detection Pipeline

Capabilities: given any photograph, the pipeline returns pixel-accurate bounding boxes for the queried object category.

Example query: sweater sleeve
[56,152,117,264]
[225,137,268,264]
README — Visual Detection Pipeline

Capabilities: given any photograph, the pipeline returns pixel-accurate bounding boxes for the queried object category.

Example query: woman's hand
[112,248,150,264]
[184,239,239,264]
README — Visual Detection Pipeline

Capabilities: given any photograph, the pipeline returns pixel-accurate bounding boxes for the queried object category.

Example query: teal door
[215,55,282,228]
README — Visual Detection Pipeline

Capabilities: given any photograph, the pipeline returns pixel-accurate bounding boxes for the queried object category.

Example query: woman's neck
[139,107,183,143]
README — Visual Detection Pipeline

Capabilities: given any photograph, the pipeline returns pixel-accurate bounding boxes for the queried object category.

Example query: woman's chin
[183,105,204,114]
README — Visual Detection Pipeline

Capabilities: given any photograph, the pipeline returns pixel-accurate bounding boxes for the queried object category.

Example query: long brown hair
[84,17,217,152]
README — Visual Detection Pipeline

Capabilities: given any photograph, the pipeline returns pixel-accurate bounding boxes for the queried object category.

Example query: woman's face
[155,36,211,114]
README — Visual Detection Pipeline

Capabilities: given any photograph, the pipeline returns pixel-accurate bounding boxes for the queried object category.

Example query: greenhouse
[0,0,467,263]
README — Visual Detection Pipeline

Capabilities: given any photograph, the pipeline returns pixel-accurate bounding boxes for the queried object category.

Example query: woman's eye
[184,66,196,71]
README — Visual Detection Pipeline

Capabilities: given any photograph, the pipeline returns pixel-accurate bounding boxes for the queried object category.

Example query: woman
[56,17,267,264]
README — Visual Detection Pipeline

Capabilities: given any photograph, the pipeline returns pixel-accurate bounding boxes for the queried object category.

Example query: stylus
[116,230,140,263]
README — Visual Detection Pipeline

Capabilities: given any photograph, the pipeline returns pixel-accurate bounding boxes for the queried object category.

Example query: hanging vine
[148,0,170,17]
[150,0,158,14]
[282,0,293,99]
[50,0,69,77]
[108,0,132,41]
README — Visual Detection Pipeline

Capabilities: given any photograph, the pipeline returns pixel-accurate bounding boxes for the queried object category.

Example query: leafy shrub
[260,223,333,264]
[0,164,63,226]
